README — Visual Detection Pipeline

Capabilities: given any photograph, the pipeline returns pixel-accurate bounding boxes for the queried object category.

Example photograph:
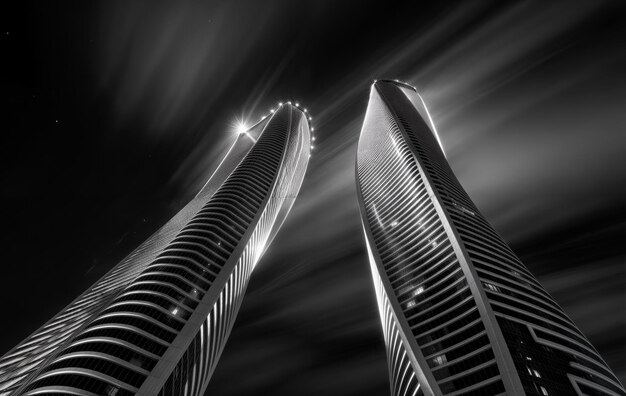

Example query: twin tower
[1,81,623,396]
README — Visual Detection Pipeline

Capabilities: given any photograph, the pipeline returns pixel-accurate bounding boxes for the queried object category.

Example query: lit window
[412,286,425,296]
[533,369,541,378]
[391,220,398,227]
[172,307,179,315]
[452,201,475,216]
[130,356,144,367]
[406,300,416,309]
[483,282,500,293]
[432,355,447,366]
[540,386,549,395]
[400,284,414,294]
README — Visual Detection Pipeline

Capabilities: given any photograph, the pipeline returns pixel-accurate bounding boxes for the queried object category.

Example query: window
[432,355,447,366]
[452,201,476,216]
[413,286,425,296]
[540,386,549,395]
[129,356,145,368]
[482,282,500,293]
[527,366,541,378]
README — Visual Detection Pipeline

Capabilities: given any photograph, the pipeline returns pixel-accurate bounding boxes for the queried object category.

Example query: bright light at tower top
[235,121,249,135]
[234,101,315,147]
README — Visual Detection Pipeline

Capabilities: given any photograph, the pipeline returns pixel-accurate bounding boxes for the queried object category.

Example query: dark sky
[2,1,625,394]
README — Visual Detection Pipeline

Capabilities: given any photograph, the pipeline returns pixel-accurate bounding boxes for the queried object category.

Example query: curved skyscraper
[356,80,625,396]
[0,102,311,396]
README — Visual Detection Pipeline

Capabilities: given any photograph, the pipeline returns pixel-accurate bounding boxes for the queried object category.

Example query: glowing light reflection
[416,93,445,158]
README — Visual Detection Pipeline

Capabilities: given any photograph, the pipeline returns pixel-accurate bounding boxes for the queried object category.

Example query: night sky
[2,1,625,394]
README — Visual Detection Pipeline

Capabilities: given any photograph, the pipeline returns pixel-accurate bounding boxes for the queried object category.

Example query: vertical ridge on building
[356,79,625,396]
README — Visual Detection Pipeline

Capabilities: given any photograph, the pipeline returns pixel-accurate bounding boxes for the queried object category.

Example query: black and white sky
[2,1,625,394]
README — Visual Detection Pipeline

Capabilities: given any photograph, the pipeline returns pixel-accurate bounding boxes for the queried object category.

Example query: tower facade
[356,80,625,396]
[0,103,311,396]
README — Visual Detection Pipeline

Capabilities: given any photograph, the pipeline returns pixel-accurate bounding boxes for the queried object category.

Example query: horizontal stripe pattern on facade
[5,104,310,396]
[0,187,208,396]
[366,233,424,396]
[395,81,625,396]
[357,80,625,396]
[156,106,310,396]
[357,83,505,396]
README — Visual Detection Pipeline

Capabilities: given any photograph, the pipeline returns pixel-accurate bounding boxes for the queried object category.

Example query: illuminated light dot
[312,137,316,141]
[235,122,249,134]
[270,109,275,113]
[295,102,299,107]
[287,101,292,105]
[303,108,307,112]
[261,115,267,120]
[308,116,312,121]
[279,102,283,106]
[311,127,314,131]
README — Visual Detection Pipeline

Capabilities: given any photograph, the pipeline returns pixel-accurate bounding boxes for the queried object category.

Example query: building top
[375,79,417,92]
[373,79,445,157]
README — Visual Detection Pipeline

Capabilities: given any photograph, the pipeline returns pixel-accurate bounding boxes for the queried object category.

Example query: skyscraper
[0,102,311,396]
[356,80,625,396]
